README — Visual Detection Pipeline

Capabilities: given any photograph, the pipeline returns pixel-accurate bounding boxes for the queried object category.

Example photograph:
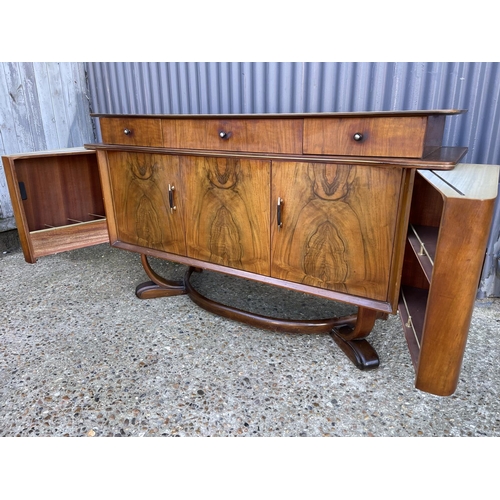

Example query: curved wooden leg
[134,262,382,371]
[330,307,381,370]
[135,254,187,299]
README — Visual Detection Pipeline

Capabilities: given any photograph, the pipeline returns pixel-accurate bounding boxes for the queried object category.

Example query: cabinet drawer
[303,116,440,158]
[162,118,303,154]
[100,117,163,147]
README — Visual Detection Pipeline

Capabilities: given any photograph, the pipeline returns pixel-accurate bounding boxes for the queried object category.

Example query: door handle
[277,197,283,230]
[168,184,177,213]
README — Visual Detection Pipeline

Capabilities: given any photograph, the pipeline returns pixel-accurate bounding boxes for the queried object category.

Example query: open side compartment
[399,171,443,367]
[399,241,431,369]
[399,164,499,396]
[2,148,109,263]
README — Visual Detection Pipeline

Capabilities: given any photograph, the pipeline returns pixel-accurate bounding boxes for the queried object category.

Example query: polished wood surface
[85,142,468,170]
[29,220,108,259]
[93,109,466,165]
[92,109,466,119]
[399,164,500,395]
[408,172,444,227]
[14,155,103,231]
[2,148,107,263]
[162,118,303,153]
[271,161,402,301]
[384,168,416,312]
[418,163,500,199]
[135,253,187,299]
[415,198,494,395]
[330,307,384,370]
[91,111,477,394]
[303,116,430,158]
[184,267,358,334]
[112,241,396,313]
[302,114,445,159]
[106,151,186,256]
[100,117,163,147]
[6,111,484,396]
[183,156,271,275]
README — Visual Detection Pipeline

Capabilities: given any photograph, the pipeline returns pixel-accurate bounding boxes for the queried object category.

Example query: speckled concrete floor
[1,240,499,437]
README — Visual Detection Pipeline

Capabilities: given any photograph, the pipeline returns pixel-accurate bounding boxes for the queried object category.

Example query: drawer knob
[219,131,231,140]
[353,132,363,141]
[124,129,132,135]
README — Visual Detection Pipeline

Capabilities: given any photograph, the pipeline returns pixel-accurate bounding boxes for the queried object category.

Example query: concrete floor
[1,232,499,437]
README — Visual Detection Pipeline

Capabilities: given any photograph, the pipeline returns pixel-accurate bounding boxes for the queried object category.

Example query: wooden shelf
[407,224,439,282]
[398,285,428,369]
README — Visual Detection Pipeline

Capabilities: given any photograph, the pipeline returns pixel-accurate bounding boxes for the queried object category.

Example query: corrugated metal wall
[85,62,500,296]
[0,62,95,231]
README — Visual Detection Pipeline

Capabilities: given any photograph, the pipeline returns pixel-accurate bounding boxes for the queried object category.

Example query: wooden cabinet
[4,110,498,396]
[398,164,499,395]
[2,148,108,263]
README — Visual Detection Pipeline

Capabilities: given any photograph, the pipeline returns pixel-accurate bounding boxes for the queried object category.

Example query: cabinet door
[106,151,186,255]
[183,156,270,275]
[271,162,402,301]
[2,149,108,263]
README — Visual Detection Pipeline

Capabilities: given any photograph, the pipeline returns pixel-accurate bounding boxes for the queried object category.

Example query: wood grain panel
[419,163,500,199]
[30,220,109,258]
[106,152,186,255]
[183,156,271,275]
[162,118,302,154]
[416,197,496,395]
[100,118,163,147]
[303,116,429,158]
[409,172,444,227]
[13,154,104,231]
[2,149,105,262]
[271,162,403,301]
[400,163,499,395]
[2,155,35,262]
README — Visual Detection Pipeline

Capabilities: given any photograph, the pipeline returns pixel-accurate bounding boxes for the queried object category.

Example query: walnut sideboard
[3,110,499,396]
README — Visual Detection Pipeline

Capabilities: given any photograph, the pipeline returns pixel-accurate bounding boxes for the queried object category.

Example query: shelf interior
[398,170,446,369]
[398,285,428,369]
[14,153,105,232]
[407,224,438,282]
[399,243,430,368]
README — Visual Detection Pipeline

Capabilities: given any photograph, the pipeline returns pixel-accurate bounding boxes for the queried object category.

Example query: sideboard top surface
[91,109,467,119]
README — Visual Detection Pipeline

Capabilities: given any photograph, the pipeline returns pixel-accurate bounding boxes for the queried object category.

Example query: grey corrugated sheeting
[84,62,500,296]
